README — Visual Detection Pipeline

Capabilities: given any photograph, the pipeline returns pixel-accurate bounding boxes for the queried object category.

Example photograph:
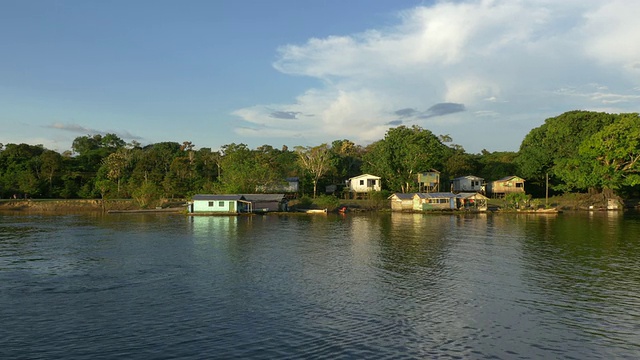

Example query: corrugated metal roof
[242,194,285,202]
[457,192,489,199]
[192,194,245,201]
[389,193,416,200]
[453,175,484,181]
[495,175,525,182]
[415,192,457,198]
[348,173,381,181]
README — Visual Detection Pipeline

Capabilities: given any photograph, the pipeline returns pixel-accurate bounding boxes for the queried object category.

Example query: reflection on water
[1,211,640,359]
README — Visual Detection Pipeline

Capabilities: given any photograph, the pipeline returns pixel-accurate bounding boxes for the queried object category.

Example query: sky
[1,0,639,154]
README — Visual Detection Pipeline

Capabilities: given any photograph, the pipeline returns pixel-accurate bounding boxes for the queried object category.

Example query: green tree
[555,113,640,195]
[362,126,450,192]
[516,111,618,193]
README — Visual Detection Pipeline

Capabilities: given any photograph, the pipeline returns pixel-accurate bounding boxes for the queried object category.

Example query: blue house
[190,194,250,214]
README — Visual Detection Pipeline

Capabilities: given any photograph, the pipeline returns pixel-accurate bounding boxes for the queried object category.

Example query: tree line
[1,111,638,204]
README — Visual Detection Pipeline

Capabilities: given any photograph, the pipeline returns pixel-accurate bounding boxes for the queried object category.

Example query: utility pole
[545,173,549,207]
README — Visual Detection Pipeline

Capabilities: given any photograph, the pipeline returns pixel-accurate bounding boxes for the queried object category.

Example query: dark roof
[192,194,245,201]
[242,194,286,202]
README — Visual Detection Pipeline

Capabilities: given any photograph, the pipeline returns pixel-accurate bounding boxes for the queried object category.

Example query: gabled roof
[242,194,286,202]
[348,173,381,180]
[192,194,246,201]
[414,192,457,199]
[453,175,484,181]
[457,192,489,199]
[388,193,416,200]
[494,175,525,182]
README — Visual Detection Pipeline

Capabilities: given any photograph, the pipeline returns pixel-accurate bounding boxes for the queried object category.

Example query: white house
[451,175,485,193]
[388,193,416,211]
[346,174,381,193]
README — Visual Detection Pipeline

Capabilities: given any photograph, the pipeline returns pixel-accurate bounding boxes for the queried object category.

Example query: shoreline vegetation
[1,111,639,208]
[1,194,638,214]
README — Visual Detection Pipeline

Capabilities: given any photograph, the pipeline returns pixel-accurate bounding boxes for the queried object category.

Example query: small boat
[298,208,328,214]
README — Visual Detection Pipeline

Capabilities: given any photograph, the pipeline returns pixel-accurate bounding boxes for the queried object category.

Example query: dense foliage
[1,111,639,203]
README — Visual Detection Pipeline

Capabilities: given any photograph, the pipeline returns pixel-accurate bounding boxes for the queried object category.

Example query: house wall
[488,179,525,197]
[413,197,455,211]
[390,197,413,211]
[452,178,483,192]
[349,177,381,192]
[193,200,237,213]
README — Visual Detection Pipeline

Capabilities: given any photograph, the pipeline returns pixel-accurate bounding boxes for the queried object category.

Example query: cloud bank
[232,0,640,151]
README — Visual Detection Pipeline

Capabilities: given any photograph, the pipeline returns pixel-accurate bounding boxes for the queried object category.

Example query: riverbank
[0,199,180,212]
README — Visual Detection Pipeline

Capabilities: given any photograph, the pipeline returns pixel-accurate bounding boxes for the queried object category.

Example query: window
[219,201,225,207]
[516,183,524,188]
[208,201,214,207]
[360,180,364,185]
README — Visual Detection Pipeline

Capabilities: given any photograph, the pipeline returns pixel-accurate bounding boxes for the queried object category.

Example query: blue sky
[1,0,639,154]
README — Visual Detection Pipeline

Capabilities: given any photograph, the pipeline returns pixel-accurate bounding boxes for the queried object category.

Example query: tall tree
[295,144,333,198]
[555,113,640,195]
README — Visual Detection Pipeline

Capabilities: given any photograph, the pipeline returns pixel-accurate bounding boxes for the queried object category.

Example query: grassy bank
[0,199,140,212]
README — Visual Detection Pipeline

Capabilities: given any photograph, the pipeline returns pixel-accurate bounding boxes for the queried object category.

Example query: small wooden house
[388,193,416,211]
[456,192,489,211]
[346,174,381,194]
[190,194,250,214]
[451,175,485,193]
[418,170,440,192]
[486,176,525,198]
[242,194,287,212]
[413,192,457,211]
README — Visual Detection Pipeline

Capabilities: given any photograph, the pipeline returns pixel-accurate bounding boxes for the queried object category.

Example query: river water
[1,211,639,359]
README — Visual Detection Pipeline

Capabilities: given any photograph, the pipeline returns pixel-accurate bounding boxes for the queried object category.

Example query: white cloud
[233,0,640,152]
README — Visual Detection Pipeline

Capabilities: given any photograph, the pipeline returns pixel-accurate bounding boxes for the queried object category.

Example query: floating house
[346,174,381,198]
[190,194,250,214]
[413,192,457,211]
[388,193,416,211]
[486,176,525,198]
[456,192,489,211]
[242,194,287,212]
[451,175,485,193]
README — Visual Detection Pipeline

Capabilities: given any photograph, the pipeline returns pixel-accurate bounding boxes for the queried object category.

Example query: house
[388,193,416,211]
[486,176,525,198]
[417,170,440,192]
[346,174,381,197]
[256,177,299,197]
[413,192,457,211]
[456,192,489,211]
[190,194,250,214]
[242,194,288,212]
[451,175,485,193]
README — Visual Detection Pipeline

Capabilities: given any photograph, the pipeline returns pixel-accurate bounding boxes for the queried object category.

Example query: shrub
[313,195,340,210]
